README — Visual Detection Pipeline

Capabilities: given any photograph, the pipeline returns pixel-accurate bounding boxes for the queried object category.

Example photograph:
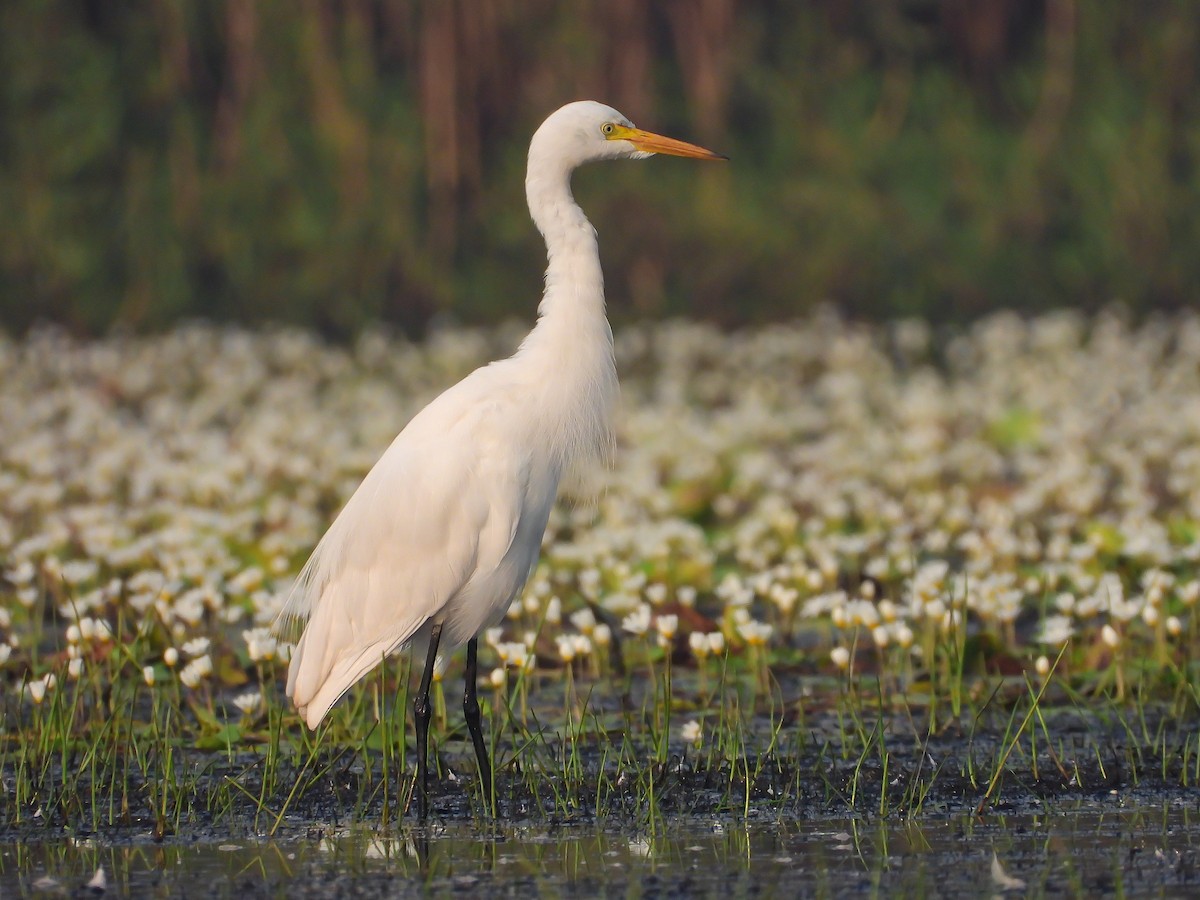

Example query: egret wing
[279,383,524,728]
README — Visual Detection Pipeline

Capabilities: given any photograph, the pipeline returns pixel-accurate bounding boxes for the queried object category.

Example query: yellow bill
[612,125,727,160]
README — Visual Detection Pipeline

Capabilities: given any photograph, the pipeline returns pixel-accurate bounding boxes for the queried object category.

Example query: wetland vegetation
[2,313,1199,881]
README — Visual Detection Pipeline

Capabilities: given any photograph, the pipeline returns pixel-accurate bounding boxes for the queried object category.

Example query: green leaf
[195,724,244,751]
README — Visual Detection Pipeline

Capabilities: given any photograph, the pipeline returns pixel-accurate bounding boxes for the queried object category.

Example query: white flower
[556,634,577,663]
[5,561,35,585]
[940,609,961,633]
[1093,573,1124,612]
[179,654,213,688]
[24,679,47,704]
[578,568,601,599]
[232,691,262,716]
[488,667,506,688]
[61,559,99,585]
[602,592,639,614]
[705,632,725,655]
[0,645,11,666]
[568,608,596,633]
[737,620,773,647]
[592,623,612,646]
[181,637,210,658]
[484,626,505,647]
[495,642,529,670]
[768,584,799,614]
[143,666,156,686]
[1166,616,1183,637]
[1180,581,1200,606]
[655,614,678,641]
[680,720,702,744]
[163,647,179,668]
[688,631,709,659]
[846,600,881,628]
[622,604,652,636]
[229,567,264,593]
[1034,655,1050,677]
[830,646,851,669]
[1036,615,1074,646]
[243,627,277,662]
[1101,624,1120,649]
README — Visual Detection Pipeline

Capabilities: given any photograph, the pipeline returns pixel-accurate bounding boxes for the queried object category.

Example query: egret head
[529,100,726,173]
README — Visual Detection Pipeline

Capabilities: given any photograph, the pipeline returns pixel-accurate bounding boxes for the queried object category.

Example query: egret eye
[601,123,616,136]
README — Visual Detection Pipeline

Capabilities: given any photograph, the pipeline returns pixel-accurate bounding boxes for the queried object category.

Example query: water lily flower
[737,620,773,646]
[680,720,702,744]
[179,654,213,688]
[181,637,210,658]
[232,691,262,716]
[621,604,652,636]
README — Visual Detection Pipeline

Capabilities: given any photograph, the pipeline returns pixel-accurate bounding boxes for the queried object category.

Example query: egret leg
[463,637,494,815]
[413,622,443,821]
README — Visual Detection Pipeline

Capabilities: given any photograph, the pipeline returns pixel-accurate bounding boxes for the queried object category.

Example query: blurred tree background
[0,0,1196,337]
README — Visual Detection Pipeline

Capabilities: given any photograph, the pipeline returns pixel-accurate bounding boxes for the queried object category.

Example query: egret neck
[518,151,619,486]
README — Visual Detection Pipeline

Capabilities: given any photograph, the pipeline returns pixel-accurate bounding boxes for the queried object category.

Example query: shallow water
[3,800,1198,898]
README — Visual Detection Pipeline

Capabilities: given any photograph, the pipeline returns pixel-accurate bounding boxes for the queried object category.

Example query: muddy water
[2,801,1198,898]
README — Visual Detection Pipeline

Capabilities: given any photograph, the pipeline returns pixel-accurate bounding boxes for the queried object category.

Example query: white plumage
[276,100,723,816]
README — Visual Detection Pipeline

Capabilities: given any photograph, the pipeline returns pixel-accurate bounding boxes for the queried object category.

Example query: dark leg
[463,637,494,815]
[413,622,443,821]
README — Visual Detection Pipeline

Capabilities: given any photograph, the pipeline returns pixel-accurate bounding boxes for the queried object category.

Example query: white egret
[277,100,725,818]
